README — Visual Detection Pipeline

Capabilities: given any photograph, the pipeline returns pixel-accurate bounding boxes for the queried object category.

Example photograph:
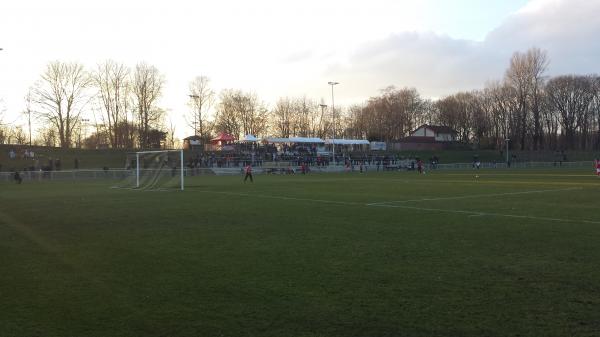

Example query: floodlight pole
[189,94,200,136]
[180,149,184,191]
[319,104,327,138]
[28,106,32,147]
[328,81,339,166]
[136,153,140,188]
[505,117,510,167]
[505,138,510,167]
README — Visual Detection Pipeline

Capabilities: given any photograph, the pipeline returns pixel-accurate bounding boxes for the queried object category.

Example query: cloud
[326,0,600,100]
[281,50,314,63]
[487,0,600,75]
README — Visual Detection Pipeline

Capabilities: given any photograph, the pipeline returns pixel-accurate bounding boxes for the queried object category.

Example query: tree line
[1,47,599,151]
[347,48,600,151]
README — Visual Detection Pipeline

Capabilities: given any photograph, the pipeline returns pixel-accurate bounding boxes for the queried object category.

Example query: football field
[1,169,600,337]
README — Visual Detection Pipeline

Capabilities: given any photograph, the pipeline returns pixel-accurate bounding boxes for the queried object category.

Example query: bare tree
[505,48,549,150]
[187,76,215,140]
[590,76,600,149]
[546,75,595,149]
[92,60,131,148]
[36,127,59,147]
[11,126,27,145]
[167,117,177,149]
[435,92,474,143]
[471,90,492,148]
[505,51,531,150]
[33,61,91,148]
[527,48,549,150]
[132,63,165,149]
[215,89,268,138]
[271,97,293,138]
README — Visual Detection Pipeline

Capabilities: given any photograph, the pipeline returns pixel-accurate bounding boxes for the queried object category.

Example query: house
[183,135,203,150]
[409,124,457,142]
[390,124,457,151]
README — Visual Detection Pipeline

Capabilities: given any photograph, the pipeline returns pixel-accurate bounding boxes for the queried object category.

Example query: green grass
[1,169,600,337]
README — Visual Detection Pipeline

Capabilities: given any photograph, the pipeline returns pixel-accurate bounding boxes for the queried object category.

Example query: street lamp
[328,81,339,165]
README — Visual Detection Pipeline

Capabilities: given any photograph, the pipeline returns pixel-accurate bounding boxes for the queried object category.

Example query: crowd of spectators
[184,146,419,171]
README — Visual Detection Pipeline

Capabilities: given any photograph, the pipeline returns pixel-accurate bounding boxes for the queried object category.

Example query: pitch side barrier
[434,161,591,170]
[0,161,593,183]
[0,168,216,182]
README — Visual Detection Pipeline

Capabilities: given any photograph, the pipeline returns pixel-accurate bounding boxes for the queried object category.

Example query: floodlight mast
[136,153,140,188]
[189,94,200,136]
[180,149,184,191]
[505,117,510,167]
[328,81,339,166]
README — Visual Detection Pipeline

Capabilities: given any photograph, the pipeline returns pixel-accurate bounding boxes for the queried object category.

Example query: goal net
[114,150,184,191]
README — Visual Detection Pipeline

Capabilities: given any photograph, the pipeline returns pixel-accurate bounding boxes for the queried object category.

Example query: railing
[1,169,132,182]
[0,161,594,183]
[434,161,592,170]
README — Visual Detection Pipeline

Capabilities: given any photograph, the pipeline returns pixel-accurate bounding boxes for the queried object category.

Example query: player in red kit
[244,164,253,183]
[595,158,600,177]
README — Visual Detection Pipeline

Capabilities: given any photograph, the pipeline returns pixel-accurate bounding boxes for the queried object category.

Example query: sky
[1,0,600,139]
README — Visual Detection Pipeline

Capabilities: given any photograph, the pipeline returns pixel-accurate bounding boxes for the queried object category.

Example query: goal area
[114,150,184,191]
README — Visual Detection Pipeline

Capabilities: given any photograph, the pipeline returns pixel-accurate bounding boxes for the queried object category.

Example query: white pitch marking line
[366,187,581,206]
[196,188,600,225]
[367,203,600,225]
[200,190,362,206]
[110,186,175,192]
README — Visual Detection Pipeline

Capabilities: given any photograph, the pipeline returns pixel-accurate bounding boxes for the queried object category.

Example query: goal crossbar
[134,150,183,154]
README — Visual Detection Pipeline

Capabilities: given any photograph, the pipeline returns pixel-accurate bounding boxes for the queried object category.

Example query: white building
[410,124,457,142]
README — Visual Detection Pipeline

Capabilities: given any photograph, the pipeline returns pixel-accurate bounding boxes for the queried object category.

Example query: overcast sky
[1,0,600,138]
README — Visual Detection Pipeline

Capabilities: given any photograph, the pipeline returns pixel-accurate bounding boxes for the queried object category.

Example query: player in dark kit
[14,171,22,184]
[417,159,423,174]
[244,164,253,183]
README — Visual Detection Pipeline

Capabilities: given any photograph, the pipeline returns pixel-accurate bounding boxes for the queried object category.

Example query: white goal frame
[135,149,184,191]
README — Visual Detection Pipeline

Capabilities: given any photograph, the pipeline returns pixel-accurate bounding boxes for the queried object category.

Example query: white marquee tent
[325,139,370,145]
[240,134,260,142]
[263,137,325,143]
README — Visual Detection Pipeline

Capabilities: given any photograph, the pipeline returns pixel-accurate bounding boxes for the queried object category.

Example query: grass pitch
[1,169,600,337]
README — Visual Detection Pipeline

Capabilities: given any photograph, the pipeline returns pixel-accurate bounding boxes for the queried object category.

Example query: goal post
[129,149,184,191]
